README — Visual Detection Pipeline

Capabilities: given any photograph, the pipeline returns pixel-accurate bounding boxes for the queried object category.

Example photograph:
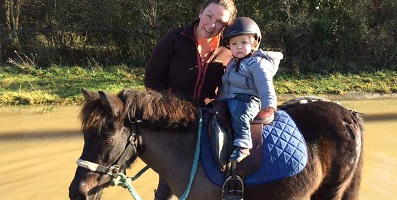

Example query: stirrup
[222,162,244,200]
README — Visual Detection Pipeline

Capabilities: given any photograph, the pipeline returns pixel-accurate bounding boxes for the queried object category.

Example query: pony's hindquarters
[341,115,364,200]
[312,109,364,200]
[291,101,364,200]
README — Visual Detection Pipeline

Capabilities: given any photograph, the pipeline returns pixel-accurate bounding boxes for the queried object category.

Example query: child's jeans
[223,94,260,149]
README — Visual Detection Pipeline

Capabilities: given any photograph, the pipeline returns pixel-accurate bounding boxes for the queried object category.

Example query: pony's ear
[81,88,99,102]
[98,91,123,117]
[117,89,130,101]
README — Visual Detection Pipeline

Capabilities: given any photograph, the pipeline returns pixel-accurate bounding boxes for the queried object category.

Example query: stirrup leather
[222,162,244,200]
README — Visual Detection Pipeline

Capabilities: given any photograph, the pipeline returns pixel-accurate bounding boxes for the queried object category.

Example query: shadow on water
[362,113,397,122]
[0,130,81,141]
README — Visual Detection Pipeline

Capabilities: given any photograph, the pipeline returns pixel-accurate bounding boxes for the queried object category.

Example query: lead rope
[111,165,150,200]
[179,108,203,200]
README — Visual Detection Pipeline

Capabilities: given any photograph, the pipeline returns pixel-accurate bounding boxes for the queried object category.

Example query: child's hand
[257,107,276,124]
[259,107,275,118]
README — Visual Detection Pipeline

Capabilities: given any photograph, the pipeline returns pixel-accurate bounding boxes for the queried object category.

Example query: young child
[218,17,283,162]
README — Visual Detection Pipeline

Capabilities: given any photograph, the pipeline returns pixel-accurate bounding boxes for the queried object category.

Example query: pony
[69,89,364,200]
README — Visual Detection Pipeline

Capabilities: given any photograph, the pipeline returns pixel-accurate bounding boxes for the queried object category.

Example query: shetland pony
[69,89,364,200]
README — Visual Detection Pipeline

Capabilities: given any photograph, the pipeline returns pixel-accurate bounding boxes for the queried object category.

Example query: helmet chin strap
[234,53,252,72]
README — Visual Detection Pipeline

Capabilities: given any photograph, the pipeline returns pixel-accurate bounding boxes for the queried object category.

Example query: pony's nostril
[79,183,90,195]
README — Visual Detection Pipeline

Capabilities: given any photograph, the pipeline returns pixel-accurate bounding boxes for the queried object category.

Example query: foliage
[1,90,58,105]
[0,0,396,71]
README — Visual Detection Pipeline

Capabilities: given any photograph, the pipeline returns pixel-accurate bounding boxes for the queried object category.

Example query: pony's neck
[138,128,197,195]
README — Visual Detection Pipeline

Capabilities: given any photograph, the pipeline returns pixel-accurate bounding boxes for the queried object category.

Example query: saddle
[207,100,271,177]
[201,103,308,199]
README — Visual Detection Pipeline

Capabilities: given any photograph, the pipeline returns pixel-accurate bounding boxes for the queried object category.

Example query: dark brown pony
[69,89,364,200]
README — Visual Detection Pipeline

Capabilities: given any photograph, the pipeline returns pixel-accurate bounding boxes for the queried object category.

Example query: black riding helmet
[222,17,261,46]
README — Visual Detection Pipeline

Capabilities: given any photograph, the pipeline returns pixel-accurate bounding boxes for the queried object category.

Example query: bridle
[76,113,142,178]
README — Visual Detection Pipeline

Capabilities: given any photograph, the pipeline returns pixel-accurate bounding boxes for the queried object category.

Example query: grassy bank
[1,64,396,106]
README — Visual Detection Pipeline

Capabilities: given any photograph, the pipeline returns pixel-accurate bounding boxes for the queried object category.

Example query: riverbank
[1,64,396,106]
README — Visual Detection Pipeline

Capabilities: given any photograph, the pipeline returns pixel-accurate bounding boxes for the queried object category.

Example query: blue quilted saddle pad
[200,109,308,186]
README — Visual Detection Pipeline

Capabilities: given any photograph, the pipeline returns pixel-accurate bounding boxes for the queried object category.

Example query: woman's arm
[144,31,175,92]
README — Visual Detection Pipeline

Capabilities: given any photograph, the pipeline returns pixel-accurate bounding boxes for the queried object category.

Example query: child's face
[229,34,255,59]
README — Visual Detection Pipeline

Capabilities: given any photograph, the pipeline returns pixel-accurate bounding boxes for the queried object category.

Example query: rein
[179,108,203,200]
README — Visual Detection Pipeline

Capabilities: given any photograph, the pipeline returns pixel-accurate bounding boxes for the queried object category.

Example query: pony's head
[69,89,141,200]
[69,89,197,199]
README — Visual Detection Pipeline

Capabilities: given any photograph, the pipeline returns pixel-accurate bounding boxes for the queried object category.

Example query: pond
[0,99,396,200]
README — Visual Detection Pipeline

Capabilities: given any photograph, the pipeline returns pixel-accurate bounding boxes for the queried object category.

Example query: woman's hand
[204,98,215,105]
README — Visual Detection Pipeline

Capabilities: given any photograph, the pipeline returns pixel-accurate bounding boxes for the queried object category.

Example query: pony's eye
[104,138,113,145]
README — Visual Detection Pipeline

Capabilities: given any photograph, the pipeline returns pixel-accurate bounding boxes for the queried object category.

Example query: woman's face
[197,3,231,39]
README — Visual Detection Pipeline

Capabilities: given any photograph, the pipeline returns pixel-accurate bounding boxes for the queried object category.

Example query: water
[0,99,396,200]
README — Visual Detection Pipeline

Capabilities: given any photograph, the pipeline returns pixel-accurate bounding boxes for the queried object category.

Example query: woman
[145,0,237,107]
[144,0,237,199]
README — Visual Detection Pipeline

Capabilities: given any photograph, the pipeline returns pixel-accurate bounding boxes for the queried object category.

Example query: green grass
[1,64,396,106]
[0,65,144,106]
[275,70,397,95]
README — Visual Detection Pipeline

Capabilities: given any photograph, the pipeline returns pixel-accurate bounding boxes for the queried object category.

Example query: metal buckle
[108,164,122,177]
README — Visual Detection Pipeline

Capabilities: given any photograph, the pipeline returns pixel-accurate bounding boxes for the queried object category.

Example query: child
[218,17,283,162]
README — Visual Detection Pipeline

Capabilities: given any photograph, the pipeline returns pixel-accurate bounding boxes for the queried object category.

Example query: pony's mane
[79,89,198,134]
[119,89,198,131]
[278,96,332,110]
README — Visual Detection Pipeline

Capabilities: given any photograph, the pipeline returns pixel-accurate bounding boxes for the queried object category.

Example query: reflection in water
[0,131,81,140]
[0,99,396,200]
[362,113,397,122]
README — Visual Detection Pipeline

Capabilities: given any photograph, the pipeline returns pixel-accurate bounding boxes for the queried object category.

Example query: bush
[1,91,58,105]
[0,0,396,72]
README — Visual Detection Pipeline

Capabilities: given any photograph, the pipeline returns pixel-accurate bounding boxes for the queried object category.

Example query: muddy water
[0,99,396,200]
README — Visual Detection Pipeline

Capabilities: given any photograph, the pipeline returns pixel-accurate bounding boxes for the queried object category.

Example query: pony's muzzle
[69,180,88,200]
[70,181,104,200]
[69,169,102,200]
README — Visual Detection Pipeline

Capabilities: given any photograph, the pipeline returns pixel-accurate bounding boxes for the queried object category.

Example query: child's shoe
[229,147,250,163]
